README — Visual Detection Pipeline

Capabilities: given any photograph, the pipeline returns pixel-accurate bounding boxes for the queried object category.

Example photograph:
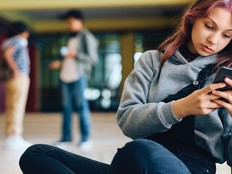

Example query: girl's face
[187,7,232,56]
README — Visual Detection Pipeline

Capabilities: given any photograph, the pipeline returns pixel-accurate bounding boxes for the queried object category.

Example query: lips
[201,44,213,53]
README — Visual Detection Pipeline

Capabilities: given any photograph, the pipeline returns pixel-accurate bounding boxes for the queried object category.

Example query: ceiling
[11,6,183,20]
[0,0,193,33]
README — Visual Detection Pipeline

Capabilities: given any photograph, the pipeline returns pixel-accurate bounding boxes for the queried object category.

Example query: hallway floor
[0,112,230,174]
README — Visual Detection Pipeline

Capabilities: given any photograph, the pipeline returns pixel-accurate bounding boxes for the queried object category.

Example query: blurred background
[0,0,192,112]
[0,0,231,173]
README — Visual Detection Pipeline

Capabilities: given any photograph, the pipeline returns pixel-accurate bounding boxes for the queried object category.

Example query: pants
[5,74,30,136]
[61,76,91,142]
[19,139,215,174]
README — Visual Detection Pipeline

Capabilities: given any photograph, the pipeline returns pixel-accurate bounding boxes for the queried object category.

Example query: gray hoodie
[117,50,232,166]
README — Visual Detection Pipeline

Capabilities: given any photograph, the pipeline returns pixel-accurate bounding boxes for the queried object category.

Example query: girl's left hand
[211,77,232,115]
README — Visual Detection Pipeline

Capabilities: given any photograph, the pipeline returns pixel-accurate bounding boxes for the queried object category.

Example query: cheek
[69,24,79,31]
[191,31,202,47]
[191,25,205,43]
[218,40,231,51]
[75,23,82,29]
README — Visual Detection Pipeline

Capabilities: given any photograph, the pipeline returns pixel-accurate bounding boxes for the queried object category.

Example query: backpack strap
[163,63,216,102]
[146,64,216,144]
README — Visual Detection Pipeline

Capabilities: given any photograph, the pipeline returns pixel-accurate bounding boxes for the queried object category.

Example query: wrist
[172,99,189,119]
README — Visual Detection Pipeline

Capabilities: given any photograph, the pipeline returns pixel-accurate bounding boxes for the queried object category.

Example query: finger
[202,83,226,94]
[213,99,232,109]
[225,77,232,87]
[208,93,220,100]
[212,90,232,103]
[208,103,221,109]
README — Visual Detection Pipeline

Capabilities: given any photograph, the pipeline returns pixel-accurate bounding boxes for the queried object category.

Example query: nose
[207,32,220,45]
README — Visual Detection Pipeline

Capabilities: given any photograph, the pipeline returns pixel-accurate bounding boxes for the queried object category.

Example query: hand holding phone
[213,66,232,91]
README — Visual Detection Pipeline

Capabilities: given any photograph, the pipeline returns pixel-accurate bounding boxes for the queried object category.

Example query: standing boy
[49,10,98,150]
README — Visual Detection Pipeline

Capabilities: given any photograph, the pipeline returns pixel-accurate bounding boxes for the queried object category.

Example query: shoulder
[2,36,18,50]
[81,29,98,41]
[131,50,162,80]
[81,29,93,38]
[82,28,92,35]
[135,50,162,69]
[81,30,99,50]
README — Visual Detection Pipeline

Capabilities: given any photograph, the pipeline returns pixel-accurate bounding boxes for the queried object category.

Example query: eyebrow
[207,17,232,32]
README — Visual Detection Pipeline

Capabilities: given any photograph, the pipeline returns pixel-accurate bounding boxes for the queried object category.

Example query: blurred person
[49,10,98,150]
[2,21,32,150]
[20,0,232,173]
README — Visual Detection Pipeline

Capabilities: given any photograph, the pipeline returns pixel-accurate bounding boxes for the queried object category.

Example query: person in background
[49,9,98,151]
[19,0,232,173]
[2,21,32,150]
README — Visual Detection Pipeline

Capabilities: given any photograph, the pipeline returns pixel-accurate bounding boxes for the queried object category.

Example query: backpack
[82,30,99,67]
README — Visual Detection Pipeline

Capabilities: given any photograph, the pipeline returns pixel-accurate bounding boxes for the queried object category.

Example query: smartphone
[213,66,232,91]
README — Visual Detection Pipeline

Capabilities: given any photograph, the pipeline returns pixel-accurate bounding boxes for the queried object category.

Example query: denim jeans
[20,144,109,174]
[20,139,215,174]
[61,76,91,142]
[108,139,192,174]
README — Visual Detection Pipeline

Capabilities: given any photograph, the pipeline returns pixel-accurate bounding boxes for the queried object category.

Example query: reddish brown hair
[158,0,232,68]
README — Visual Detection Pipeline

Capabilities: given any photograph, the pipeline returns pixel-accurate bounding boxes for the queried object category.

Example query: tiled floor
[0,112,231,174]
[0,112,130,174]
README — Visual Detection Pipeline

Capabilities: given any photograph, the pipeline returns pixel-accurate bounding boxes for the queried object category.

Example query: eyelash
[223,34,231,39]
[205,23,213,30]
[205,23,231,39]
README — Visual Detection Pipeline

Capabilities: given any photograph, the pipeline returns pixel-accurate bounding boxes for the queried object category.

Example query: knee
[115,139,159,163]
[109,139,191,174]
[123,138,161,154]
[108,139,163,173]
[19,144,47,168]
[19,144,37,162]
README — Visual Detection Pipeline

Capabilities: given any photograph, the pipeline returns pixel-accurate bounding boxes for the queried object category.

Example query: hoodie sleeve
[116,50,181,139]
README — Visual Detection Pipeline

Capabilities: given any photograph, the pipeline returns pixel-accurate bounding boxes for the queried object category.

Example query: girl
[20,0,232,173]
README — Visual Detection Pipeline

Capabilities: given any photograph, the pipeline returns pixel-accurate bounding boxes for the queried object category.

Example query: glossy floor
[0,113,230,174]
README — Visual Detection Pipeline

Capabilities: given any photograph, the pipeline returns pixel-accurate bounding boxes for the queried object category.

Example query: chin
[197,50,214,57]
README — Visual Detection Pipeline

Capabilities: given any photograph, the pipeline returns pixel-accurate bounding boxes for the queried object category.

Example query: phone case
[213,66,232,91]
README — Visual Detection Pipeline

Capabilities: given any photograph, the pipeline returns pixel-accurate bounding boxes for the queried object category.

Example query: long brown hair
[158,0,232,68]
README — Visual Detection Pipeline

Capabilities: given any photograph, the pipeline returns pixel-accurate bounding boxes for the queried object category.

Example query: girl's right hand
[172,83,226,119]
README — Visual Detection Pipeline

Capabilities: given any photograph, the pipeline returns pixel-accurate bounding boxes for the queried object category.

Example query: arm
[117,51,227,140]
[117,51,181,139]
[3,46,20,77]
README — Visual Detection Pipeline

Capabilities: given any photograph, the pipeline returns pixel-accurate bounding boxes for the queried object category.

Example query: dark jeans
[19,139,215,174]
[61,76,91,142]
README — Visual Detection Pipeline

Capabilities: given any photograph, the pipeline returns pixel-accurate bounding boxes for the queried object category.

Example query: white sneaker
[53,139,72,148]
[78,140,93,151]
[4,135,32,150]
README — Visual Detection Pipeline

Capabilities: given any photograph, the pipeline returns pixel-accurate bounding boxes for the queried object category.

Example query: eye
[223,34,231,39]
[205,23,214,30]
